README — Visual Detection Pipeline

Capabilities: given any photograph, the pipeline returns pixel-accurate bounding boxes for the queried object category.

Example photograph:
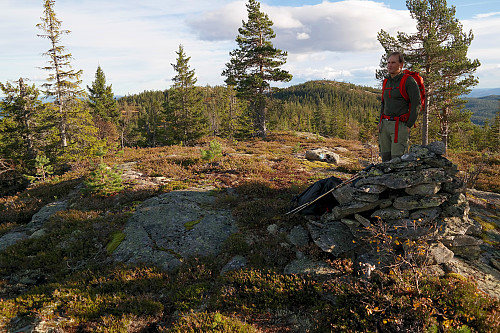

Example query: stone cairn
[308,141,482,272]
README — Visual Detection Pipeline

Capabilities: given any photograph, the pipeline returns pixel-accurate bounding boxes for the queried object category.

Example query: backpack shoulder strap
[399,73,410,102]
[381,78,388,102]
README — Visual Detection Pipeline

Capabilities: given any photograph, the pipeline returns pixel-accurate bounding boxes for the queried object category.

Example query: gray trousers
[378,119,410,162]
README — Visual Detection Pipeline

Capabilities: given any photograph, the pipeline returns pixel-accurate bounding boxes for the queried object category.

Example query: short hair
[388,51,404,63]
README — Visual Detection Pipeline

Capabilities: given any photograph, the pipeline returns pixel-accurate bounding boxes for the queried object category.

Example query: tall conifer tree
[88,65,120,146]
[88,65,119,122]
[222,0,292,137]
[37,0,84,148]
[377,0,480,150]
[164,45,208,144]
[37,0,100,164]
[0,79,43,163]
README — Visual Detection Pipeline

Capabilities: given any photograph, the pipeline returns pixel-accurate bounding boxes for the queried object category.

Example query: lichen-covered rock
[287,225,310,248]
[305,148,340,164]
[405,183,441,196]
[441,235,483,260]
[436,217,473,237]
[112,187,237,271]
[0,232,28,252]
[329,201,380,220]
[27,200,68,232]
[393,194,450,210]
[355,168,449,190]
[221,255,247,275]
[284,257,340,276]
[0,200,68,252]
[371,207,409,220]
[409,207,441,223]
[427,242,454,265]
[332,183,355,204]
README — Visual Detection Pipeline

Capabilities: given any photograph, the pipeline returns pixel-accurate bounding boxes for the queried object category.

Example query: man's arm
[405,76,421,127]
[378,98,384,131]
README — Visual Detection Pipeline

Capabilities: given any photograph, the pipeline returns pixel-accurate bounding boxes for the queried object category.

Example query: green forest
[466,95,500,125]
[1,0,499,193]
[116,80,499,150]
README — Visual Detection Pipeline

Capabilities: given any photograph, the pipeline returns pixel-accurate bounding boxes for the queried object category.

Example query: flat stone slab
[307,221,356,256]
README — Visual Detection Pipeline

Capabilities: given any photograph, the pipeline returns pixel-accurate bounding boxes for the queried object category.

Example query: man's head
[387,51,404,78]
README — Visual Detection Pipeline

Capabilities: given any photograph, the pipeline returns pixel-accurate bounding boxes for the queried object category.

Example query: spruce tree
[377,0,480,150]
[0,78,43,163]
[223,85,252,139]
[164,45,208,144]
[88,65,120,146]
[87,65,119,122]
[37,0,101,164]
[82,148,124,197]
[313,101,329,136]
[202,85,250,139]
[37,0,85,148]
[222,0,292,137]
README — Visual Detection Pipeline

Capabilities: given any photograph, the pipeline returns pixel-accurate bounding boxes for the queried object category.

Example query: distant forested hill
[465,95,499,125]
[269,80,381,140]
[114,80,497,146]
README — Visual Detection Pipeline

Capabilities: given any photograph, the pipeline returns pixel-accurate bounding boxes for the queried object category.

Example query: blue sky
[1,0,499,96]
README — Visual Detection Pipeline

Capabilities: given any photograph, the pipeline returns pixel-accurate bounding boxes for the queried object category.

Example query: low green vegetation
[200,140,223,162]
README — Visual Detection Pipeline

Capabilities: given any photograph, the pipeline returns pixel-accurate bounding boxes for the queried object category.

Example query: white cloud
[186,0,417,88]
[473,11,500,19]
[296,32,310,40]
[189,0,416,53]
[186,1,247,41]
[1,0,498,97]
[462,13,500,88]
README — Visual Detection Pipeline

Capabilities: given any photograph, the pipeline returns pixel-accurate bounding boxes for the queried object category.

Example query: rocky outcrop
[1,142,497,299]
[0,200,68,252]
[112,186,237,271]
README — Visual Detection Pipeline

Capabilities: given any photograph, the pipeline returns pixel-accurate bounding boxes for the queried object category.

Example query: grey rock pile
[308,142,483,271]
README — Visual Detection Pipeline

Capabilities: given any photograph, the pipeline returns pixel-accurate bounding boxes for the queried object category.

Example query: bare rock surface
[112,186,237,271]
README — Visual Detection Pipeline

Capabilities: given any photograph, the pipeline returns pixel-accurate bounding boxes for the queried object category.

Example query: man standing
[379,52,421,162]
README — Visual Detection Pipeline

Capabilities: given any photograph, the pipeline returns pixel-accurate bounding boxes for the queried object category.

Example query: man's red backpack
[382,69,425,110]
[381,70,425,143]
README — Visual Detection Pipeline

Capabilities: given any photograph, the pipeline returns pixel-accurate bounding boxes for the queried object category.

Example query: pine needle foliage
[200,140,223,162]
[222,0,292,137]
[164,45,209,145]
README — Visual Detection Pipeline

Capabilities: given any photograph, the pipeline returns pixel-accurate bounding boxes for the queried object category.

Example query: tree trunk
[440,107,450,154]
[18,78,36,160]
[59,103,68,147]
[253,97,267,138]
[421,94,429,146]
